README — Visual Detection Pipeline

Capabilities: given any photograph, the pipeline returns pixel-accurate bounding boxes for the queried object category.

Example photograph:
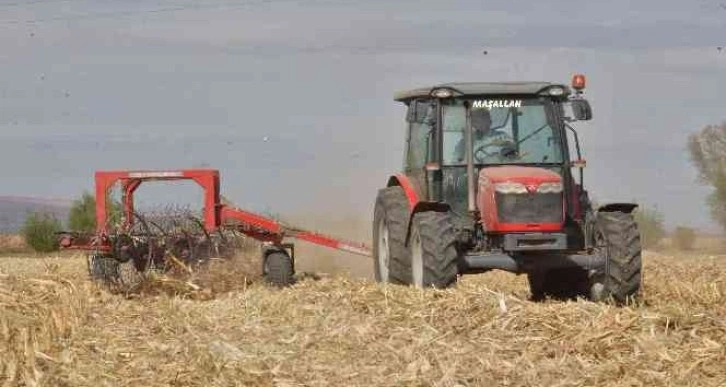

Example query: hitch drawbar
[217,206,372,257]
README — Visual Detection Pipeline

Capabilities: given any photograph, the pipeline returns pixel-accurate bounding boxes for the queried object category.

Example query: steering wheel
[474,143,501,162]
[474,139,521,162]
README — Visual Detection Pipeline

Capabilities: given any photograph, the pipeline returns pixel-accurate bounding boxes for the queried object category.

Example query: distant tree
[633,205,666,249]
[22,212,61,253]
[68,192,96,233]
[672,226,696,251]
[688,122,726,233]
[68,191,123,233]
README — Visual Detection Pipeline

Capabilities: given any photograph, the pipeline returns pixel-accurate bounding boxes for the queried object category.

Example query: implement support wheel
[263,249,295,287]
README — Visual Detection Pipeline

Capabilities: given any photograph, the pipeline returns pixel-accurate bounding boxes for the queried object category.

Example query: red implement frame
[61,169,371,257]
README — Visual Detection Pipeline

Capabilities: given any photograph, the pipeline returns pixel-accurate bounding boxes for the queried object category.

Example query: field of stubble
[1,250,725,387]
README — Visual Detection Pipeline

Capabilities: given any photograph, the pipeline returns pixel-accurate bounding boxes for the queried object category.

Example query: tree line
[21,192,119,253]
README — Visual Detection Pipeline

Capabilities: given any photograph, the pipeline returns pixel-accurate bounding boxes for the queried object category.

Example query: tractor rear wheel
[590,211,642,303]
[263,250,294,287]
[409,211,459,288]
[372,186,411,284]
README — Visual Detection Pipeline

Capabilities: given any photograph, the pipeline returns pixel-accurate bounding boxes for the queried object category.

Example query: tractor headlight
[494,182,528,194]
[431,88,453,98]
[548,86,565,96]
[537,182,563,194]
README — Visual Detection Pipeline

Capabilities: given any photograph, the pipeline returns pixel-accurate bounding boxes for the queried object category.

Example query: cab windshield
[441,98,564,165]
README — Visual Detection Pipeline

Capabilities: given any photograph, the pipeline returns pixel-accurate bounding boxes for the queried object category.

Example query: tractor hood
[477,166,565,233]
[478,165,561,185]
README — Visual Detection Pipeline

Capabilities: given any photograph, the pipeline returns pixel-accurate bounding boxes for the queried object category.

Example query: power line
[0,0,78,7]
[0,0,353,25]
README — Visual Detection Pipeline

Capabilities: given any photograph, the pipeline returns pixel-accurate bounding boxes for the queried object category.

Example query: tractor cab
[394,76,592,238]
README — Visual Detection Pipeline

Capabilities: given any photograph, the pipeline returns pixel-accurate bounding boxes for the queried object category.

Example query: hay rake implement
[57,169,371,288]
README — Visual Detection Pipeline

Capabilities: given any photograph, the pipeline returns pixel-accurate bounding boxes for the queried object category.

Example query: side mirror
[571,99,592,121]
[570,159,587,168]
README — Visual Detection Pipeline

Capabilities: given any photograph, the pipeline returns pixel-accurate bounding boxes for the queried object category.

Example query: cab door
[403,99,436,201]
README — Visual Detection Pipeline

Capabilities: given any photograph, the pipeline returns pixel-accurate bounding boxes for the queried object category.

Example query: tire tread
[264,251,294,287]
[373,186,411,284]
[412,211,459,288]
[598,211,642,303]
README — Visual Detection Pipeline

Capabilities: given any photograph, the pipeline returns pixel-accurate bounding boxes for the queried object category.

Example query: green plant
[68,192,96,233]
[67,191,123,233]
[22,212,61,253]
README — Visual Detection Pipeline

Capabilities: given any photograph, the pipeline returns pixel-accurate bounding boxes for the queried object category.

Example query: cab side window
[405,100,435,171]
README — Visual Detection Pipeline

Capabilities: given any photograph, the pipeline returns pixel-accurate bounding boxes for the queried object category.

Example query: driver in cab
[454,107,516,164]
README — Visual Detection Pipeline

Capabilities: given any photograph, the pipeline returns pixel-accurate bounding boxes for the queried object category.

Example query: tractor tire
[527,268,590,301]
[263,250,295,287]
[409,211,459,288]
[590,211,642,304]
[372,186,411,284]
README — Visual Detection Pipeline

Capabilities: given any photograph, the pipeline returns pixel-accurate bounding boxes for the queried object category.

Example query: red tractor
[373,75,642,303]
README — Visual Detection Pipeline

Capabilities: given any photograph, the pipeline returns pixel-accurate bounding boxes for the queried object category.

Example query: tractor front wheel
[409,211,459,288]
[590,211,642,303]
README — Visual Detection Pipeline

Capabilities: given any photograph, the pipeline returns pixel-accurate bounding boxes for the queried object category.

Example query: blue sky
[1,0,725,232]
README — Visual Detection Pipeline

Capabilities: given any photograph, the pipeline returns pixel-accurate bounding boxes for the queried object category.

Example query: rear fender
[386,174,450,246]
[404,201,451,246]
[386,174,419,210]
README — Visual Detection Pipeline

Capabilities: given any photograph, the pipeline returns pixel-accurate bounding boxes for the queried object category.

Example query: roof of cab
[393,82,570,102]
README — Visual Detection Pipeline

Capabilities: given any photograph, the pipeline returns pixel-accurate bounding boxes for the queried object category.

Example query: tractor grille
[495,192,562,224]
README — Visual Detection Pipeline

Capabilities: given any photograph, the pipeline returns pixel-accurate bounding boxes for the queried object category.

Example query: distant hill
[0,196,72,233]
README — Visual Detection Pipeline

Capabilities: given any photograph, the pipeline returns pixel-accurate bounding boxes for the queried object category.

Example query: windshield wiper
[443,162,563,168]
[513,123,549,147]
[481,162,562,167]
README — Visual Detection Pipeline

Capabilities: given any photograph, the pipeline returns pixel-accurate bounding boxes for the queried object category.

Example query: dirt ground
[1,248,725,387]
